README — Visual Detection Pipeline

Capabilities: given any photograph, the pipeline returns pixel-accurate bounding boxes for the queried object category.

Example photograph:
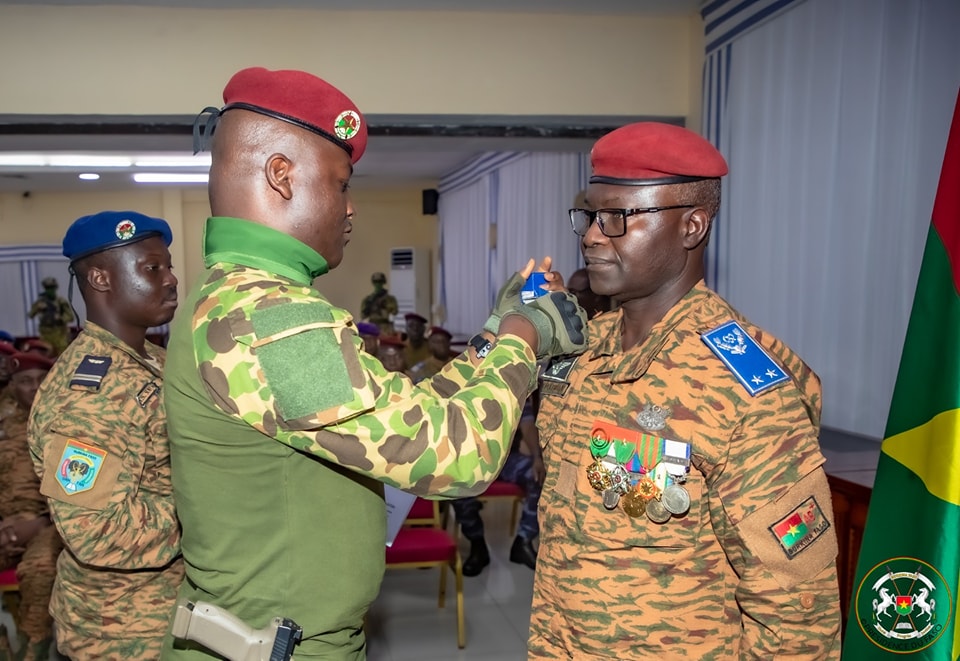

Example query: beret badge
[115,220,137,241]
[334,110,361,141]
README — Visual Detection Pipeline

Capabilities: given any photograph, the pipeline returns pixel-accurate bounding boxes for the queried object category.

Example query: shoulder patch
[701,321,789,396]
[54,439,107,495]
[136,381,161,408]
[69,355,113,390]
[539,355,578,397]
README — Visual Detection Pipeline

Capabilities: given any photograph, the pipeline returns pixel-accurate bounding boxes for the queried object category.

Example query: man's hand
[501,291,587,359]
[483,257,552,334]
[0,517,49,554]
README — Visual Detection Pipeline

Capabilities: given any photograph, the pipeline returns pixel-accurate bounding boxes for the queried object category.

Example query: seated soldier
[0,352,62,661]
[402,313,430,367]
[452,394,543,576]
[378,336,408,374]
[356,321,381,355]
[406,326,454,383]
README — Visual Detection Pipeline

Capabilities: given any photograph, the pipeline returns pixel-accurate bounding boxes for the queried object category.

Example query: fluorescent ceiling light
[0,154,46,166]
[48,155,133,167]
[134,154,212,168]
[78,173,100,181]
[134,173,209,184]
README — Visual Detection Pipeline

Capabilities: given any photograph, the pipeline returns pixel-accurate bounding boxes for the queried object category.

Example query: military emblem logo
[115,219,136,240]
[769,496,830,558]
[854,556,952,653]
[55,439,107,495]
[636,403,668,430]
[334,110,361,140]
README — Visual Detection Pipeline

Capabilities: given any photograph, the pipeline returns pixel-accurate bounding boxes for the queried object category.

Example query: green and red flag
[843,89,960,659]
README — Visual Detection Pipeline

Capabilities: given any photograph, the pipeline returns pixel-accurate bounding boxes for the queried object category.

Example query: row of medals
[586,445,691,524]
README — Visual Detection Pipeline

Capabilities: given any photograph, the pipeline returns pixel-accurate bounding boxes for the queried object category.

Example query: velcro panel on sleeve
[251,301,374,428]
[738,469,839,589]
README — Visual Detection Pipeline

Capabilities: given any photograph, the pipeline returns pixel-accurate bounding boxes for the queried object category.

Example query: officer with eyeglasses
[530,122,842,659]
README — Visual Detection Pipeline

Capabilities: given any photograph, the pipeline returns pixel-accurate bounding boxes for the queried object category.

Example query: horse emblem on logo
[855,557,952,653]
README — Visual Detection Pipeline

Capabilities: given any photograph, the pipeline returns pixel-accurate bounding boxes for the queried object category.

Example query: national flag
[842,89,960,659]
[773,512,807,548]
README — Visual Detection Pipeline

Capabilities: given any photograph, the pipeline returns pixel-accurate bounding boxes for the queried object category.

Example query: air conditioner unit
[389,247,431,329]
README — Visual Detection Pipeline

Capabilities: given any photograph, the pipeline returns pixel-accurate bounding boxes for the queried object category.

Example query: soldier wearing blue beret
[29,210,183,660]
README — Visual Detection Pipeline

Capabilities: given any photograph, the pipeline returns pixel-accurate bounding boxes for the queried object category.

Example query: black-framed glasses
[569,206,695,237]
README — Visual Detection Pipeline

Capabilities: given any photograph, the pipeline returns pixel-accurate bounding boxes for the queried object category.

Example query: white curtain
[707,0,960,438]
[438,151,588,336]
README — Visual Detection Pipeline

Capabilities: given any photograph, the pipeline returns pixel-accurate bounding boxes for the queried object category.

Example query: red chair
[0,567,21,633]
[478,480,525,535]
[385,497,466,648]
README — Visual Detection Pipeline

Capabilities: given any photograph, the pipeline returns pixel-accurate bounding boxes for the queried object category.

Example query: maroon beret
[404,313,427,324]
[221,67,367,164]
[590,122,728,186]
[379,336,406,349]
[9,352,54,374]
[21,338,53,354]
[429,326,452,339]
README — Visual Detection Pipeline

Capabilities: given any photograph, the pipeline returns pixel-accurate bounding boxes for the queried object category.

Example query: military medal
[645,497,671,524]
[661,483,691,516]
[621,489,648,518]
[586,460,613,492]
[602,489,621,510]
[606,463,631,494]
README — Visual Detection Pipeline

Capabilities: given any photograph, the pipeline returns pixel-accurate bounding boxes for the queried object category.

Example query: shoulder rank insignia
[55,439,106,495]
[70,355,112,390]
[136,381,161,408]
[701,321,789,396]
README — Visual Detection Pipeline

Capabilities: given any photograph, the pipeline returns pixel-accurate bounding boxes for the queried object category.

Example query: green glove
[502,291,588,359]
[483,271,527,334]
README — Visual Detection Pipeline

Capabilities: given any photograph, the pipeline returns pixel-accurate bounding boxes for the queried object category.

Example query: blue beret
[356,322,380,337]
[63,210,173,262]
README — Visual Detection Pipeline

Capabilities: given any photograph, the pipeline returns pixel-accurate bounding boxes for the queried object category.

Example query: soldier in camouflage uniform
[161,66,587,661]
[530,123,842,659]
[0,342,18,422]
[29,210,183,661]
[0,352,61,661]
[28,278,74,357]
[360,272,398,334]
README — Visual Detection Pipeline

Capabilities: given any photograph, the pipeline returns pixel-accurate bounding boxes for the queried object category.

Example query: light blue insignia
[701,320,789,396]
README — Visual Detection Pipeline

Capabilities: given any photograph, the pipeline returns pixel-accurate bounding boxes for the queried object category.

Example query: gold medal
[622,490,648,518]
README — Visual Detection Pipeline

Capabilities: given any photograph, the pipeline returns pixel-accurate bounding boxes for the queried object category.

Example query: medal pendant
[645,498,671,524]
[661,484,691,515]
[602,489,621,510]
[634,476,660,501]
[621,490,647,518]
[606,463,631,494]
[586,460,613,492]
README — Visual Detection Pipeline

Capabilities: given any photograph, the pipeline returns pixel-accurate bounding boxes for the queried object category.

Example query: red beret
[0,341,16,356]
[590,122,728,186]
[429,326,452,339]
[379,336,406,349]
[404,313,427,323]
[9,352,54,374]
[21,338,53,353]
[221,67,367,164]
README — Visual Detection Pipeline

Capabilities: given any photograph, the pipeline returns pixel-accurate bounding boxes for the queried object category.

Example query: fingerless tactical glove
[503,291,588,359]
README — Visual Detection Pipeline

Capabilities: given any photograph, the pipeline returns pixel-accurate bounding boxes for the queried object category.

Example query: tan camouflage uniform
[29,322,183,661]
[162,216,537,660]
[0,405,62,661]
[530,282,841,659]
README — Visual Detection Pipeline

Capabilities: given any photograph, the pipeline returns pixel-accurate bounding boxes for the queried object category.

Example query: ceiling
[0,0,702,193]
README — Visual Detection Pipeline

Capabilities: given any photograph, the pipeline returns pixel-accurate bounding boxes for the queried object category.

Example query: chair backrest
[405,497,441,527]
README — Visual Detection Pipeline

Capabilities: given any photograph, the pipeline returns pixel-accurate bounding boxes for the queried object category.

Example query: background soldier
[29,210,183,660]
[0,352,61,661]
[27,277,74,356]
[360,271,398,334]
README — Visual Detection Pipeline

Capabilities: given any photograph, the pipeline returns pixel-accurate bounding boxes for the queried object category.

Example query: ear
[86,265,111,293]
[682,207,711,250]
[265,152,293,201]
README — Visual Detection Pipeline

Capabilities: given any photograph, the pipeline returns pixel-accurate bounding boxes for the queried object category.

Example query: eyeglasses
[569,206,695,237]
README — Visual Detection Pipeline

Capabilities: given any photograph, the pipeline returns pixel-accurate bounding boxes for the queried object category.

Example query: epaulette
[69,355,113,390]
[701,321,789,396]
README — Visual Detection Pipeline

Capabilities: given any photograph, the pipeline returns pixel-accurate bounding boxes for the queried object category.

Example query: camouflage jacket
[360,288,398,327]
[162,216,536,660]
[0,405,47,521]
[29,295,74,329]
[530,282,841,660]
[28,322,183,641]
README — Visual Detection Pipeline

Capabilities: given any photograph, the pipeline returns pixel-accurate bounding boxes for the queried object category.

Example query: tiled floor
[0,427,880,661]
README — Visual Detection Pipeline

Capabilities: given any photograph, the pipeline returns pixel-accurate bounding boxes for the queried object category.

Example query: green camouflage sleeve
[194,268,537,498]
